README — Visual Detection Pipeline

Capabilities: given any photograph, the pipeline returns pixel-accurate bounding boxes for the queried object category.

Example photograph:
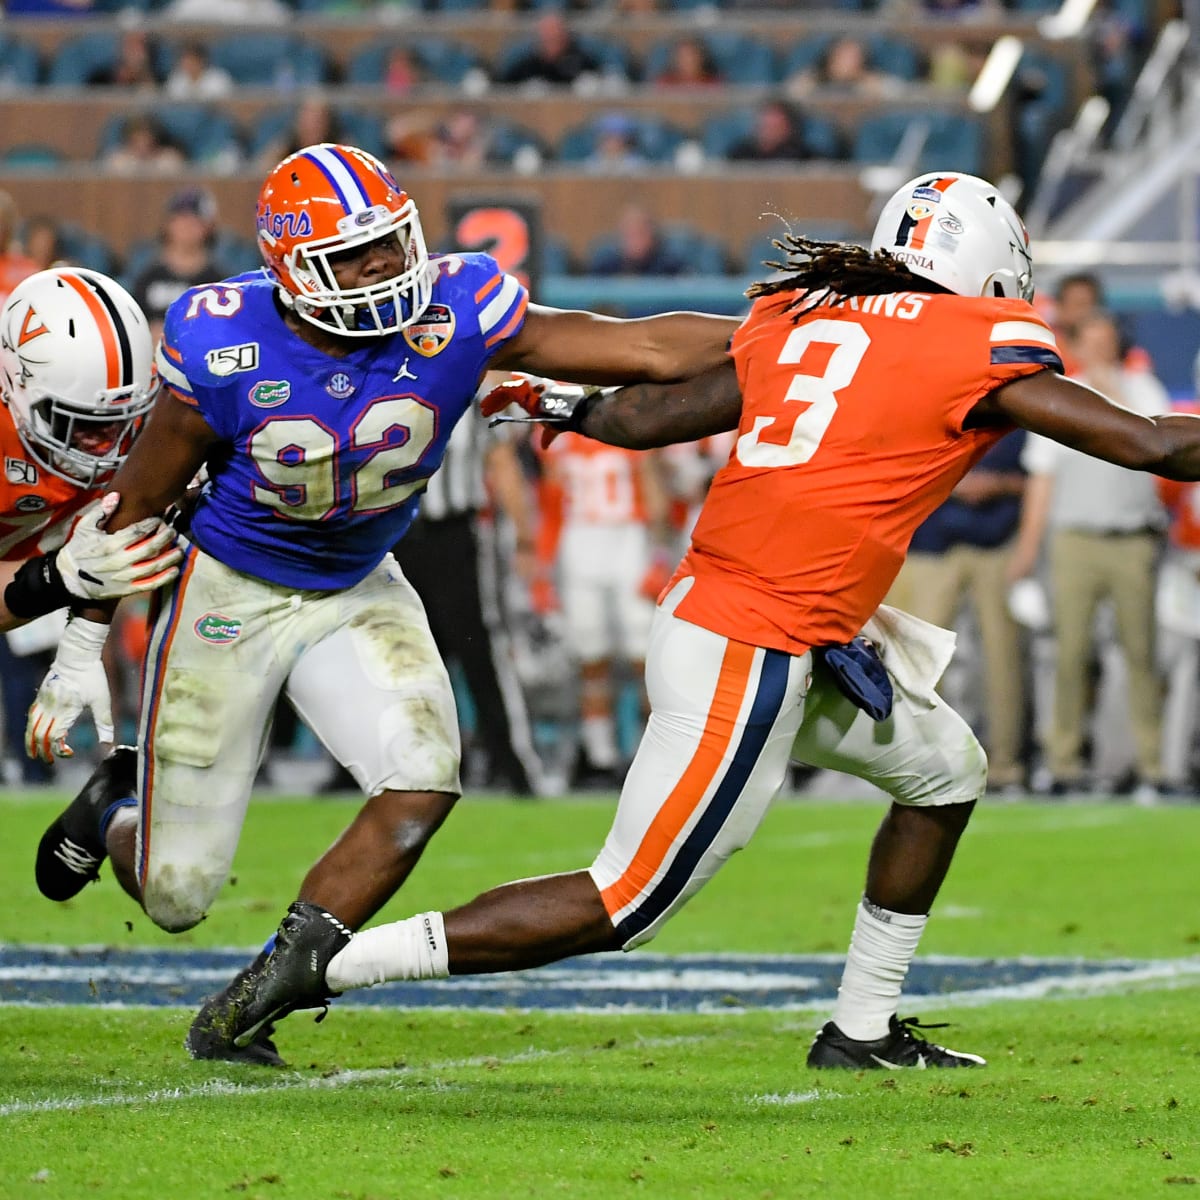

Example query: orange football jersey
[0,406,95,561]
[541,433,648,525]
[667,289,1062,655]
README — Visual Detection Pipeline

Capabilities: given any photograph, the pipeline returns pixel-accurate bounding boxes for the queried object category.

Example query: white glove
[26,617,114,762]
[57,492,183,602]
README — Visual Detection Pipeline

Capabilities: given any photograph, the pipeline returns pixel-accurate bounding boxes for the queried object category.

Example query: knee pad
[141,866,220,933]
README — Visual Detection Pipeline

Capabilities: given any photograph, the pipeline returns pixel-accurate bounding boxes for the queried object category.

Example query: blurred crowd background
[2,0,1199,801]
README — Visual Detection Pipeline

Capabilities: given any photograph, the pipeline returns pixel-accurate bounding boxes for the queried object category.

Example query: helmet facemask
[13,380,156,488]
[269,200,435,338]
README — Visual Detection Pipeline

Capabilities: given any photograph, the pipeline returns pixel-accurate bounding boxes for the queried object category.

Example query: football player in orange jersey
[537,431,674,783]
[0,269,181,711]
[195,172,1200,1070]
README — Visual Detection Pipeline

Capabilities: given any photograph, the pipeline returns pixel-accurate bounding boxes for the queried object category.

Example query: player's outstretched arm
[979,370,1200,480]
[565,359,744,450]
[103,392,220,533]
[491,305,739,385]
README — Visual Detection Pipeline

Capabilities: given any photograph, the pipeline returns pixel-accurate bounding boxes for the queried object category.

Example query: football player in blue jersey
[29,143,739,1064]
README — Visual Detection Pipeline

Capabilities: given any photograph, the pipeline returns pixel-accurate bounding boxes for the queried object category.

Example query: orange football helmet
[256,142,433,338]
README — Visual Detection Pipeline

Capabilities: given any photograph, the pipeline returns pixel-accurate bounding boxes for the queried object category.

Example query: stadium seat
[98,106,241,167]
[486,119,549,166]
[493,32,631,84]
[214,231,261,276]
[246,108,384,160]
[852,110,984,176]
[780,33,922,82]
[0,144,63,168]
[556,115,689,165]
[585,222,727,276]
[540,234,573,276]
[346,38,479,86]
[47,33,168,87]
[0,34,40,89]
[643,32,777,85]
[209,34,328,88]
[120,238,159,287]
[701,108,844,162]
[741,222,861,274]
[55,222,116,274]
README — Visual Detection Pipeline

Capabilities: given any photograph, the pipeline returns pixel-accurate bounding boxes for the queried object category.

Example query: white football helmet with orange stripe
[0,268,156,488]
[256,142,434,338]
[871,173,1035,303]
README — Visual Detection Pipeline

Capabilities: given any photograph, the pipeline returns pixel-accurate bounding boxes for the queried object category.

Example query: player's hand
[480,375,547,421]
[57,493,183,601]
[480,376,606,448]
[26,617,114,762]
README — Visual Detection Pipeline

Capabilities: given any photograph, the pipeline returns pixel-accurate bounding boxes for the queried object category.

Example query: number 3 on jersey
[250,395,436,520]
[737,320,870,468]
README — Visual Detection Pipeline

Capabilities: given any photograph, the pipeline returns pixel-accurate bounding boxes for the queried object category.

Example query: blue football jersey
[155,253,528,590]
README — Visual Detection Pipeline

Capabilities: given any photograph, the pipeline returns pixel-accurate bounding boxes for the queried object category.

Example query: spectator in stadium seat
[497,12,602,88]
[653,36,722,89]
[728,99,813,163]
[786,36,899,101]
[382,112,439,166]
[589,203,687,276]
[257,99,344,169]
[432,109,491,170]
[164,41,234,101]
[86,30,162,89]
[20,216,66,273]
[584,113,648,176]
[1007,311,1169,798]
[103,115,186,175]
[383,46,425,96]
[0,192,38,306]
[131,188,224,341]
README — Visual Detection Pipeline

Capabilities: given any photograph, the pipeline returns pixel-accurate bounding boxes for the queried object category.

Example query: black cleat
[186,951,287,1067]
[807,1015,987,1070]
[35,746,137,901]
[185,902,351,1065]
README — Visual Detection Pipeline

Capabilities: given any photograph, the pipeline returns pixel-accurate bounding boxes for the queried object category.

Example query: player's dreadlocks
[747,234,934,320]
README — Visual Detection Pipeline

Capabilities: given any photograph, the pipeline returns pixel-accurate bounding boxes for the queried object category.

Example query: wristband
[4,551,74,621]
[562,388,606,434]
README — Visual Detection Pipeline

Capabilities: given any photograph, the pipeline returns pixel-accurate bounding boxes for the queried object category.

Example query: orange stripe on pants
[600,639,756,916]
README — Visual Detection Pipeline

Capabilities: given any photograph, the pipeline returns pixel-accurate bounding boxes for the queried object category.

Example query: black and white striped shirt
[418,408,491,521]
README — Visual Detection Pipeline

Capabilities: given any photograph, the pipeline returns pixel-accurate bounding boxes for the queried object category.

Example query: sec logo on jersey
[403,304,455,357]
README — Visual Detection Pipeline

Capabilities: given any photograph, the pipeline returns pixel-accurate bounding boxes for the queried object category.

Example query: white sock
[325,912,449,992]
[582,716,618,768]
[830,898,928,1042]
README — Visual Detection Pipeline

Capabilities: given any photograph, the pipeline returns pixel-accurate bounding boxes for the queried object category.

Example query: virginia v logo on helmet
[0,268,157,488]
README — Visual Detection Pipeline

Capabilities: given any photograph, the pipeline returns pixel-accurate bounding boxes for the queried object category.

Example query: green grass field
[2,792,1198,1200]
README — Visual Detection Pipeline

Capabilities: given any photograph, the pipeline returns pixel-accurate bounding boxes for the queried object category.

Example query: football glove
[480,376,608,447]
[26,616,114,762]
[57,493,183,601]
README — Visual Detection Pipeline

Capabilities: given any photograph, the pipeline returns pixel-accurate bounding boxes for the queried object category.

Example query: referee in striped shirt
[390,403,546,797]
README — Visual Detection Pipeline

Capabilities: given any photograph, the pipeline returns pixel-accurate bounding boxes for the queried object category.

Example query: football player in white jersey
[0,268,181,764]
